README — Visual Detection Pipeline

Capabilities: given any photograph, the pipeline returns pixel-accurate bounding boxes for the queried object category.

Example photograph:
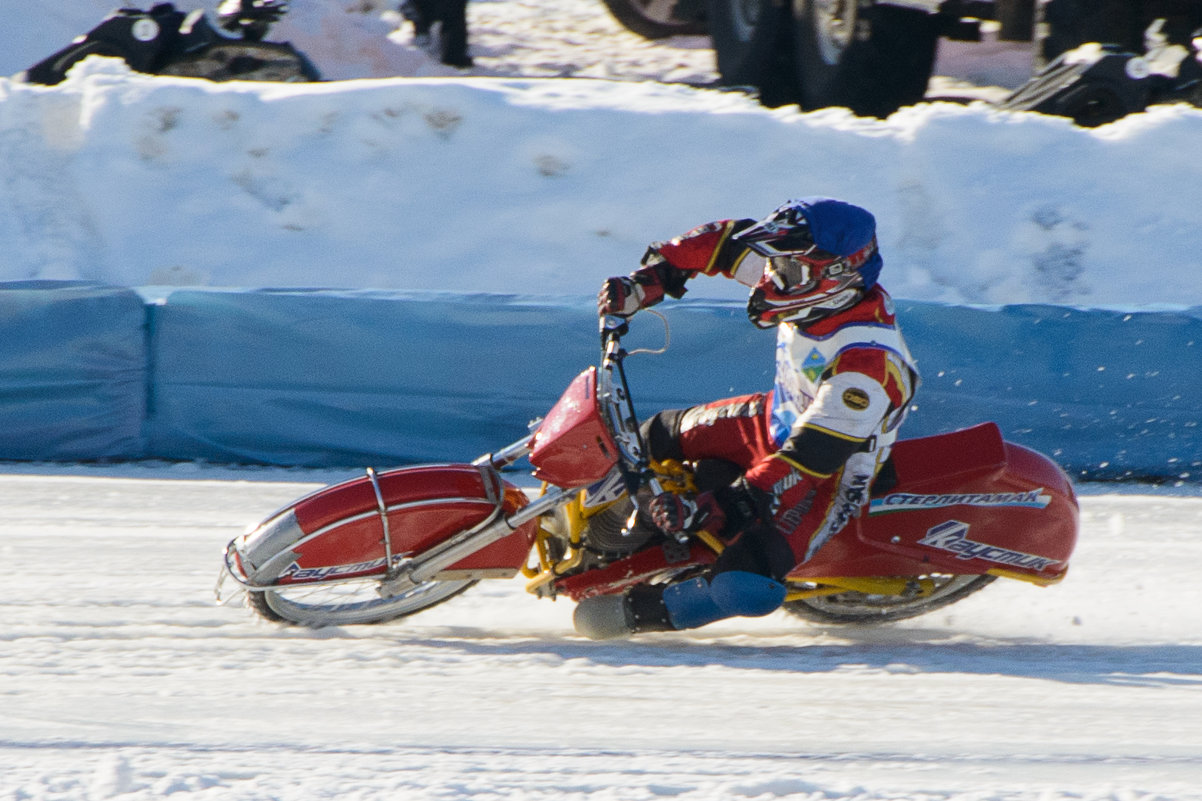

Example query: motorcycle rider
[574,197,920,639]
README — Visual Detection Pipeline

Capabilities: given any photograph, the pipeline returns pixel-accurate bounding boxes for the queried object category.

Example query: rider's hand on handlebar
[597,276,643,317]
[648,491,726,539]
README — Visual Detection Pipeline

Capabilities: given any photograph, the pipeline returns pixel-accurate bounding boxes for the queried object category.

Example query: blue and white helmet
[736,197,882,328]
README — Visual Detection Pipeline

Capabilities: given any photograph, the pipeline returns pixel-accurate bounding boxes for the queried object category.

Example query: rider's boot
[573,572,785,639]
[572,585,673,640]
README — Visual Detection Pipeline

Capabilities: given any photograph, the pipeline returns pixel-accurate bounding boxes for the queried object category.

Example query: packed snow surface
[3,2,1202,799]
[2,468,1202,800]
[1,0,1200,305]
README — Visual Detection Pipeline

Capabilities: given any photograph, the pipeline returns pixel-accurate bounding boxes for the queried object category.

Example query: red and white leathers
[631,218,920,566]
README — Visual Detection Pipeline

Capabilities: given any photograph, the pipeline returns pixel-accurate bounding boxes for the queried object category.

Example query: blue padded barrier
[1,283,1198,479]
[145,290,1201,478]
[145,290,603,466]
[896,301,1202,480]
[0,281,147,460]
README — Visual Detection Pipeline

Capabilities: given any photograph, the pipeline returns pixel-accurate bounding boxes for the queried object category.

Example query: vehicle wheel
[599,0,708,39]
[160,43,321,82]
[789,1,939,117]
[708,0,795,104]
[247,575,477,627]
[781,574,996,624]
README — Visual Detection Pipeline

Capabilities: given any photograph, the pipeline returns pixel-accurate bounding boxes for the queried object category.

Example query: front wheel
[782,574,996,624]
[248,576,477,626]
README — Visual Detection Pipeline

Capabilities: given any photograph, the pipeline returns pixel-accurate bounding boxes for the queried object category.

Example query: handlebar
[599,310,669,357]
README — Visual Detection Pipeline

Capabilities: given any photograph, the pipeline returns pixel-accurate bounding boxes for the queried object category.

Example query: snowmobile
[999,19,1202,126]
[20,1,319,86]
[216,311,1079,634]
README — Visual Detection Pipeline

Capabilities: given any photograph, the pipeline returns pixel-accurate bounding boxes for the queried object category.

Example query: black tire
[159,42,321,82]
[782,574,996,625]
[247,576,478,627]
[708,0,795,104]
[599,0,709,39]
[789,1,939,117]
[1054,82,1131,127]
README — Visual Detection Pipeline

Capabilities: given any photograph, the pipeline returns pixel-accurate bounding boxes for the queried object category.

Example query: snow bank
[2,57,1201,307]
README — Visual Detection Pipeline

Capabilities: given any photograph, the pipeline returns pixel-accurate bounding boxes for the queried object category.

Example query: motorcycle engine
[581,494,658,557]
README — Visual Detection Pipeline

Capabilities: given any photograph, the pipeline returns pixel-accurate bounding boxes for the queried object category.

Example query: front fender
[227,463,536,588]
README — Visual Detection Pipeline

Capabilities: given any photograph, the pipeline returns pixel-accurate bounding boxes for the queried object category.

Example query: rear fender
[795,423,1079,584]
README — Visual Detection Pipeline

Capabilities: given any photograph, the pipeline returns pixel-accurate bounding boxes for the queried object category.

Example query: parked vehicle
[999,18,1202,125]
[598,0,1202,116]
[217,313,1079,632]
[20,1,319,86]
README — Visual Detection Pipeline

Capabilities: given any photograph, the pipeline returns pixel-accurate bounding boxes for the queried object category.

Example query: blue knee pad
[710,571,787,617]
[662,571,787,630]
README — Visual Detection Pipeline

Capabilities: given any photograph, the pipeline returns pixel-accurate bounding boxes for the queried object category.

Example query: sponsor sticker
[583,468,627,507]
[802,348,827,382]
[842,387,871,411]
[132,18,160,41]
[280,553,409,582]
[869,488,1052,514]
[918,520,1062,572]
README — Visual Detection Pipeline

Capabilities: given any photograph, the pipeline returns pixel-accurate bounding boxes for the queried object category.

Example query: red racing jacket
[634,219,921,559]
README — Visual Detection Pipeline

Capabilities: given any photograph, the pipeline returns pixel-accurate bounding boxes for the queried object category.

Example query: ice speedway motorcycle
[217,313,1079,631]
[21,1,319,86]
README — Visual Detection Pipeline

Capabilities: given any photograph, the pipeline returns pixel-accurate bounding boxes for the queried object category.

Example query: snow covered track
[2,470,1201,799]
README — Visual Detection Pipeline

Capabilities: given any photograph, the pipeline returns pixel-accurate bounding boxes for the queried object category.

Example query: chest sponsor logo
[869,489,1052,514]
[801,347,827,382]
[918,520,1062,572]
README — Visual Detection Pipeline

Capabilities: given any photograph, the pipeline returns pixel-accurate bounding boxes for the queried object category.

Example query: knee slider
[710,570,786,617]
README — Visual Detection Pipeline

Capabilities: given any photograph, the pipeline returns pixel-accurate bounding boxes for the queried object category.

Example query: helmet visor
[767,255,816,293]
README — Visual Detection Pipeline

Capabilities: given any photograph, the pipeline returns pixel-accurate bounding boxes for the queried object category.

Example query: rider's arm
[599,219,761,316]
[644,218,763,291]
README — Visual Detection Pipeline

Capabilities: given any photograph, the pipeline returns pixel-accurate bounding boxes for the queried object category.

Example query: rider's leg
[640,393,775,472]
[574,524,794,639]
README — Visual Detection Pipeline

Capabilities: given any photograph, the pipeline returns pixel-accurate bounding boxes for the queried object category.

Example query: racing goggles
[765,237,878,294]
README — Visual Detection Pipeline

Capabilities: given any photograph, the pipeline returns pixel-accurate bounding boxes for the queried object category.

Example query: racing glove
[596,267,667,317]
[647,491,727,542]
[741,454,819,540]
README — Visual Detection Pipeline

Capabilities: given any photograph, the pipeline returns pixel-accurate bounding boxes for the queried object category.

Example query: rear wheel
[782,574,996,624]
[248,574,477,626]
[599,0,709,39]
[790,1,939,117]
